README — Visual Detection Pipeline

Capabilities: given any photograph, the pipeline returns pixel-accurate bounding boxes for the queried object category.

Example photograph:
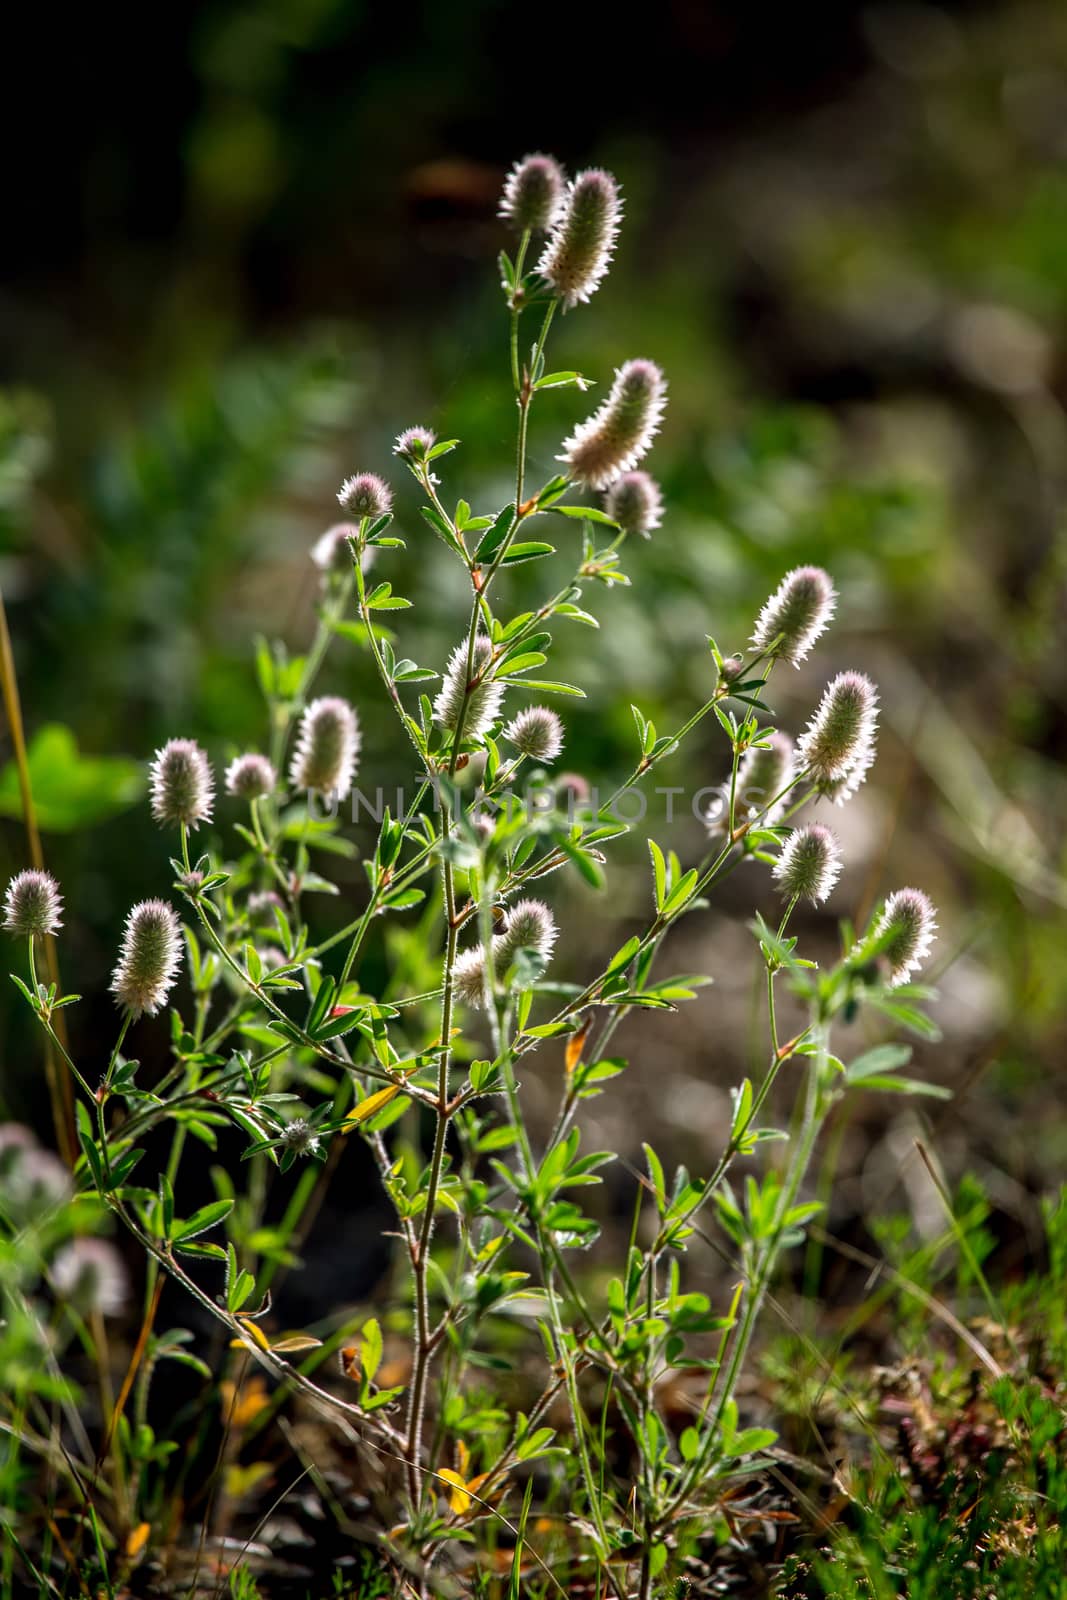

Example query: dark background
[3,0,1067,1271]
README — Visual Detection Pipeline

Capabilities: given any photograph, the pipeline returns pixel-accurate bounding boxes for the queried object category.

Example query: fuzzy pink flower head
[289,696,360,800]
[433,635,505,742]
[337,472,392,520]
[707,732,795,835]
[0,1124,36,1159]
[225,752,277,803]
[559,359,667,490]
[496,898,558,969]
[312,522,366,578]
[247,890,284,923]
[751,567,837,667]
[772,823,843,906]
[556,772,591,808]
[604,470,664,537]
[453,946,490,1009]
[499,153,566,233]
[536,168,622,308]
[797,672,879,787]
[111,899,183,1017]
[871,887,938,986]
[3,869,63,940]
[0,1129,71,1218]
[52,1238,129,1317]
[454,898,558,1010]
[149,738,214,830]
[393,426,437,464]
[504,705,564,763]
[821,733,878,807]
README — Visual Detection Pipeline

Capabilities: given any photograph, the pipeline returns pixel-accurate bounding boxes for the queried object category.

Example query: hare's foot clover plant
[3,152,947,1597]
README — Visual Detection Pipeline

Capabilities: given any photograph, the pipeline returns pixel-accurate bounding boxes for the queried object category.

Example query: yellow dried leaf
[270,1333,323,1353]
[438,1468,471,1514]
[219,1374,270,1428]
[342,1085,401,1128]
[125,1522,150,1561]
[235,1317,271,1352]
[565,1016,592,1074]
[224,1461,273,1500]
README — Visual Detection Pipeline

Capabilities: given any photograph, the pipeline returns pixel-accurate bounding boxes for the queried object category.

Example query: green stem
[334,780,432,989]
[670,1020,830,1514]
[508,230,531,394]
[403,805,460,1507]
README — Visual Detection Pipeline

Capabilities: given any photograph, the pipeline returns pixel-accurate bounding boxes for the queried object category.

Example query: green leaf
[605,936,642,977]
[173,1199,234,1242]
[312,1007,366,1040]
[473,504,516,563]
[532,371,589,391]
[306,975,337,1035]
[499,542,555,564]
[845,1043,912,1083]
[661,868,699,919]
[552,829,606,889]
[554,603,599,628]
[510,680,585,697]
[361,1316,383,1383]
[520,1019,579,1039]
[0,724,143,831]
[495,652,547,677]
[227,1268,256,1314]
[157,1172,175,1238]
[420,503,463,554]
[727,1427,777,1457]
[549,505,619,526]
[852,1074,952,1099]
[77,1125,105,1193]
[648,839,667,913]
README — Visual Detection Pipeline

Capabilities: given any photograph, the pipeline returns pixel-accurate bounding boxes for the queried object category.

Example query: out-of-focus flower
[225,753,277,802]
[870,888,938,986]
[604,470,664,537]
[499,153,565,233]
[494,899,558,971]
[52,1238,129,1317]
[0,1127,71,1218]
[559,360,666,490]
[289,697,360,800]
[706,732,795,834]
[453,947,489,1007]
[311,522,375,577]
[453,899,558,1009]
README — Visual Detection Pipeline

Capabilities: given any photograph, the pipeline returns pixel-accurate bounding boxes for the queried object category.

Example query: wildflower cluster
[1,148,945,1598]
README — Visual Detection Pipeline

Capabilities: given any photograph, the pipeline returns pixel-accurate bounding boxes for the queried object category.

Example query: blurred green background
[3,0,1067,1239]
